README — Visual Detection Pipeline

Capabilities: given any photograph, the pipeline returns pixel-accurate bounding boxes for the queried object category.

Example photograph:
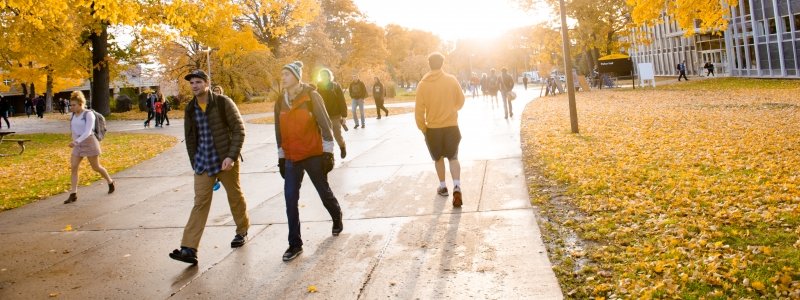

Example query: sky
[353,0,553,41]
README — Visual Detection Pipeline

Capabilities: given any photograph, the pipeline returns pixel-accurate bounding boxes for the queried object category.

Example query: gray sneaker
[437,186,449,197]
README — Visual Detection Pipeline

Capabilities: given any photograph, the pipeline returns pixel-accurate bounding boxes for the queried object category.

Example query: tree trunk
[29,83,36,99]
[90,24,111,116]
[46,68,54,112]
[20,83,28,99]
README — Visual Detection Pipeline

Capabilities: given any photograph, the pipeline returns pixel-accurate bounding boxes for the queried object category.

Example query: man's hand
[322,152,334,174]
[221,157,235,171]
[279,158,286,179]
[68,141,75,148]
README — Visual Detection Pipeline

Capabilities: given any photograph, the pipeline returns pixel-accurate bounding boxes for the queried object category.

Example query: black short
[425,126,461,161]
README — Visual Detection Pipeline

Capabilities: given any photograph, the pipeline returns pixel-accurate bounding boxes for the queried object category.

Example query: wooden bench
[0,132,31,156]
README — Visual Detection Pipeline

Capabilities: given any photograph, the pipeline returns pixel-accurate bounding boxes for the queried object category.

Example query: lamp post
[559,0,579,134]
[202,47,218,85]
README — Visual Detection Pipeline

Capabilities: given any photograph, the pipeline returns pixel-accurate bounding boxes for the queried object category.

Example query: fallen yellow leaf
[63,225,73,232]
[307,285,317,293]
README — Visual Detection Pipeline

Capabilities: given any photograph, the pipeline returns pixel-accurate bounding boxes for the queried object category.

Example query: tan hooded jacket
[414,69,465,131]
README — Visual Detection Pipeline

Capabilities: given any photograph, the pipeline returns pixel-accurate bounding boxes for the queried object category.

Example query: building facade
[628,0,800,78]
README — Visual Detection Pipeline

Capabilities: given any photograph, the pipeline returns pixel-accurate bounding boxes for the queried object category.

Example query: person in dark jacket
[348,75,367,128]
[275,61,343,262]
[318,68,348,158]
[0,95,10,128]
[372,77,388,119]
[24,98,33,118]
[161,93,171,126]
[169,69,250,265]
[35,96,45,118]
[499,67,515,119]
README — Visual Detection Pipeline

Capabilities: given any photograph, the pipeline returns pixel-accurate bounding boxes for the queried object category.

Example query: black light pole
[559,0,579,134]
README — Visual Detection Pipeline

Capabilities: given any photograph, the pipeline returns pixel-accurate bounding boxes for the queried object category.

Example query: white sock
[439,181,446,188]
[453,180,461,188]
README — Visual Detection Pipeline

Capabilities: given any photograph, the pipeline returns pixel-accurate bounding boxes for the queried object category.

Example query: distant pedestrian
[677,60,689,81]
[480,73,488,100]
[317,68,348,158]
[499,68,515,119]
[522,75,529,90]
[0,95,10,129]
[372,77,388,119]
[24,98,33,118]
[35,96,45,118]
[704,62,715,77]
[143,92,156,127]
[169,70,249,265]
[487,69,500,105]
[63,91,115,204]
[154,97,164,127]
[415,52,466,208]
[274,61,343,262]
[212,85,224,95]
[470,73,480,97]
[349,75,367,129]
[161,94,171,126]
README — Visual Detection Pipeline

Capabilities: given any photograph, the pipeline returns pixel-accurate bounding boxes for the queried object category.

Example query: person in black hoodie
[0,95,10,128]
[372,77,388,119]
[318,69,348,158]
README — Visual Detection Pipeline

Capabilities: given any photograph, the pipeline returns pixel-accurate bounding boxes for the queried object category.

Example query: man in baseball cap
[184,69,209,82]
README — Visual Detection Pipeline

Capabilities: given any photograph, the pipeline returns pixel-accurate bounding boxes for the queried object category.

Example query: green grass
[661,77,800,91]
[0,133,177,211]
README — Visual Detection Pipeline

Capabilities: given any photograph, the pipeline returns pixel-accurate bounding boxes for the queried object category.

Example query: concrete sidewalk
[0,88,562,299]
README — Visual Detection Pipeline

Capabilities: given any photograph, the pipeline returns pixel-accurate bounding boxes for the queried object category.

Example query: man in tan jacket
[415,52,466,208]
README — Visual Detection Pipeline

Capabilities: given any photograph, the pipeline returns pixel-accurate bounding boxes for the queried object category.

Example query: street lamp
[202,47,218,85]
[559,0,579,134]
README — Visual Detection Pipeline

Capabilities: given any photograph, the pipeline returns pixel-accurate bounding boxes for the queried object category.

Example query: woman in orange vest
[274,61,343,262]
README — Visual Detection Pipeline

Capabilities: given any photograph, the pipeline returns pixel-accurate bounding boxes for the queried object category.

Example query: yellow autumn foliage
[522,79,800,298]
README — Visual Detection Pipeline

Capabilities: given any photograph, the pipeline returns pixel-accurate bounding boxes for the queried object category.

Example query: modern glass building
[628,0,800,78]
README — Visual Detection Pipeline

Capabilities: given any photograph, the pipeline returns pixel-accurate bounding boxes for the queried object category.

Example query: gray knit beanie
[283,61,304,81]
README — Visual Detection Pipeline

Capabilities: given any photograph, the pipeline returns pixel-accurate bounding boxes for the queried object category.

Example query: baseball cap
[184,70,209,81]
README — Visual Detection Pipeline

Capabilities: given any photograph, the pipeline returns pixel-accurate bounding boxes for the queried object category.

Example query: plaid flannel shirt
[193,102,221,176]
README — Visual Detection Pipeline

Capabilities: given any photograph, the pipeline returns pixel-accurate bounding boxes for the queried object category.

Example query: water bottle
[213,179,221,191]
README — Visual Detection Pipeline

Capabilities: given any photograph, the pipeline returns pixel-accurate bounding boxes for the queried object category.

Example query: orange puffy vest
[279,91,323,162]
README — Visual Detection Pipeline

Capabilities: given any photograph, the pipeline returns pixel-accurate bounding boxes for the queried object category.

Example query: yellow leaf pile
[521,79,800,298]
[0,133,177,211]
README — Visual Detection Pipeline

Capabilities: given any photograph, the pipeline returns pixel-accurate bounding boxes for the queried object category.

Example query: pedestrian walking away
[349,74,367,129]
[35,96,45,118]
[0,95,10,129]
[275,61,343,262]
[169,69,250,265]
[373,77,388,119]
[24,97,33,118]
[154,97,164,127]
[499,67,515,119]
[64,91,115,205]
[487,69,500,106]
[317,68,348,158]
[415,52,466,208]
[522,75,529,90]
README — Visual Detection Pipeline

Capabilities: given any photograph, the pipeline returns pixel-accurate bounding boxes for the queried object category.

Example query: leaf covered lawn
[522,78,800,298]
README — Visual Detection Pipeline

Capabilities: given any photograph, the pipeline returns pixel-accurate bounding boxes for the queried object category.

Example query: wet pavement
[0,87,563,299]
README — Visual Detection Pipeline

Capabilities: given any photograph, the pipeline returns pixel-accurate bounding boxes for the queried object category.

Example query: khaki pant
[181,163,250,249]
[330,115,346,149]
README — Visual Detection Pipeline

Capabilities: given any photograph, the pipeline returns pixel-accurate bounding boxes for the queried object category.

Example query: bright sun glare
[354,0,551,41]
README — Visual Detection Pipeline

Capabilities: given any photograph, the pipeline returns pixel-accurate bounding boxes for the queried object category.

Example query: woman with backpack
[64,91,115,204]
[161,93,171,126]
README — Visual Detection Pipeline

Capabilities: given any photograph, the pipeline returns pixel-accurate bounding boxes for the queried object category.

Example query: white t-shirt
[71,110,96,143]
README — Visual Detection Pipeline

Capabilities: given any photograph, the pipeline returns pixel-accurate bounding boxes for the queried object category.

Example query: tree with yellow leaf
[626,0,739,35]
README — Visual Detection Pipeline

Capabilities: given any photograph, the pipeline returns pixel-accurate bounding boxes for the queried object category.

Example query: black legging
[375,98,388,117]
[162,111,170,125]
[0,111,9,128]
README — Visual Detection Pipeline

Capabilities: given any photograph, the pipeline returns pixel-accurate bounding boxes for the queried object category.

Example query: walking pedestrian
[704,62,715,77]
[499,67,515,119]
[372,77,388,119]
[168,69,250,265]
[161,94,171,126]
[522,75,529,90]
[25,97,33,118]
[35,96,45,118]
[348,75,367,129]
[487,69,500,106]
[274,61,343,262]
[469,73,480,98]
[317,68,348,158]
[0,95,10,129]
[677,60,689,81]
[143,92,156,127]
[480,73,488,100]
[154,97,164,127]
[414,52,466,208]
[63,91,115,204]
[212,85,224,95]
